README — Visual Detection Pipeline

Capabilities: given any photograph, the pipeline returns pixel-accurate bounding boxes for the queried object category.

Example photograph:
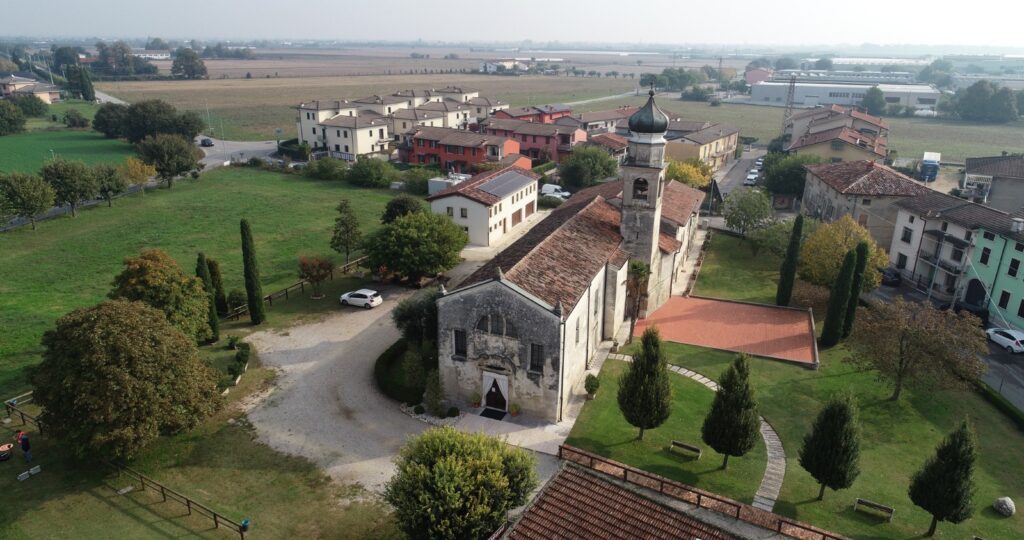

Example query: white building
[751,82,941,110]
[318,112,391,160]
[773,69,915,85]
[427,166,539,247]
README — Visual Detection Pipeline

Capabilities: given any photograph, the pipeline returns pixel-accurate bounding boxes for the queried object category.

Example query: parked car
[986,327,1024,353]
[540,183,570,200]
[748,168,760,176]
[743,173,759,186]
[200,138,214,147]
[340,289,383,309]
[880,268,902,287]
[939,301,990,326]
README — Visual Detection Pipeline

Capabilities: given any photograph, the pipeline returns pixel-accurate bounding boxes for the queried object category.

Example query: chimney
[1013,218,1024,233]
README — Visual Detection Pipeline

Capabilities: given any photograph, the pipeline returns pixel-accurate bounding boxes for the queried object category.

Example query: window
[343,130,348,137]
[1010,258,1021,278]
[999,291,1011,309]
[529,344,544,373]
[964,230,973,242]
[336,130,340,137]
[951,248,963,262]
[918,98,937,105]
[981,247,992,265]
[884,96,901,103]
[896,253,908,269]
[940,221,948,232]
[379,128,385,139]
[575,318,580,344]
[632,178,649,199]
[901,227,913,243]
[446,207,453,217]
[1016,242,1024,252]
[593,289,600,316]
[453,329,467,357]
[983,231,995,241]
[862,199,872,206]
[312,127,316,134]
[909,215,915,223]
[344,145,349,153]
[830,140,845,151]
[475,314,517,338]
[1018,299,1024,318]
[460,208,468,218]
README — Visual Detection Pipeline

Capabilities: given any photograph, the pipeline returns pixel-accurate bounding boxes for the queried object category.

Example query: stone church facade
[436,91,705,422]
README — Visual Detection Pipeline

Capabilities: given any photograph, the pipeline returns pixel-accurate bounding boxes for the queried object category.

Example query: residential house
[392,89,441,108]
[588,132,629,163]
[480,60,527,73]
[494,104,573,124]
[467,96,509,122]
[787,126,887,163]
[744,67,773,85]
[401,126,520,173]
[427,166,539,246]
[352,94,414,116]
[554,106,638,133]
[961,155,1024,212]
[1,75,61,104]
[802,161,930,247]
[295,100,358,148]
[318,112,391,160]
[418,99,474,129]
[433,86,479,103]
[964,217,1024,330]
[436,92,703,421]
[390,108,447,144]
[785,104,889,140]
[480,118,587,163]
[664,124,740,172]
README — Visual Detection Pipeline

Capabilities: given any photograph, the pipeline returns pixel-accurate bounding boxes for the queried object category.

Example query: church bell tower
[620,89,669,273]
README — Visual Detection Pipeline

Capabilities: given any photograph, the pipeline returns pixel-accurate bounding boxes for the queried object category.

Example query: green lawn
[0,167,396,397]
[0,363,399,539]
[692,234,780,304]
[565,359,767,504]
[0,129,135,173]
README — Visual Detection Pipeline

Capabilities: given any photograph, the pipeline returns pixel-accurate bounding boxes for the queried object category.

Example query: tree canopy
[0,100,26,136]
[953,80,1019,123]
[618,327,672,440]
[92,163,129,207]
[31,299,219,460]
[764,153,822,195]
[362,211,467,281]
[330,199,362,263]
[136,133,203,188]
[798,394,861,500]
[799,215,887,291]
[860,87,886,116]
[346,157,397,188]
[171,47,208,80]
[392,287,442,344]
[665,159,711,189]
[909,421,977,537]
[701,354,760,470]
[558,145,618,190]
[0,172,54,229]
[723,189,773,237]
[41,158,96,217]
[382,194,425,224]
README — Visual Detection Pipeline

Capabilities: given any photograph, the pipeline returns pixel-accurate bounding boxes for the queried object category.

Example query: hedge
[978,383,1024,432]
[374,339,425,404]
[532,161,557,174]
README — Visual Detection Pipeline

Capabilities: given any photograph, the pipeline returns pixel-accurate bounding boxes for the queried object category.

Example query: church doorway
[482,372,508,411]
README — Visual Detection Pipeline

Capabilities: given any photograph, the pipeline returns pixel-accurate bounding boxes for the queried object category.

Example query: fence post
[186,499,192,515]
[214,514,219,529]
[160,485,166,502]
[285,288,289,300]
[20,411,26,426]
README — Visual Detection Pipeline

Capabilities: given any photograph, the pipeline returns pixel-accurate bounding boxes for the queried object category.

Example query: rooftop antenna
[781,75,796,133]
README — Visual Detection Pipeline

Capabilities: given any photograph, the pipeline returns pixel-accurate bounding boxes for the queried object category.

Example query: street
[194,136,278,169]
[715,147,766,198]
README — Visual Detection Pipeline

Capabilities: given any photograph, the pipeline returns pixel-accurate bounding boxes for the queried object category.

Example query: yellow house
[664,123,739,172]
[1,75,61,104]
[787,126,887,163]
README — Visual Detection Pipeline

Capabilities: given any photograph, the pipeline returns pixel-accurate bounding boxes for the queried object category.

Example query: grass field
[573,96,1024,163]
[0,361,399,539]
[0,167,396,397]
[564,357,767,504]
[97,74,635,140]
[692,234,780,304]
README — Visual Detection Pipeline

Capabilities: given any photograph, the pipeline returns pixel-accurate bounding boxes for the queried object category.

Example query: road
[94,90,127,105]
[715,148,766,198]
[194,136,278,169]
[983,341,1024,411]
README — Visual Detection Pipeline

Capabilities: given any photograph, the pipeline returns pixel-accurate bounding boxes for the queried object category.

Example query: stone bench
[853,497,894,522]
[669,440,702,459]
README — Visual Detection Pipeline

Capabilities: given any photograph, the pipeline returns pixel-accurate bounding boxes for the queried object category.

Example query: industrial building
[773,69,915,85]
[751,81,941,110]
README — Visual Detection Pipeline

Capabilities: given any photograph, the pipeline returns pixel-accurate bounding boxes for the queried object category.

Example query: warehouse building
[751,82,941,110]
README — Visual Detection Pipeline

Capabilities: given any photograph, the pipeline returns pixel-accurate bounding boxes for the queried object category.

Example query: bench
[669,440,702,459]
[853,498,894,522]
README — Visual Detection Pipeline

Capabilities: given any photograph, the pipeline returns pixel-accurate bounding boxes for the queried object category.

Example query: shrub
[424,369,445,417]
[305,158,347,181]
[227,289,247,310]
[585,373,600,395]
[509,403,521,415]
[447,406,460,418]
[247,156,264,167]
[532,161,557,174]
[413,404,425,414]
[538,195,564,209]
[227,335,240,350]
[0,100,27,136]
[10,94,47,117]
[470,391,481,405]
[63,109,90,128]
[346,157,397,188]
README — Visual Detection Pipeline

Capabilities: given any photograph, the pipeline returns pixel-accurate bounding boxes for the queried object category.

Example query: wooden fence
[223,256,368,321]
[109,462,250,539]
[4,392,43,433]
[558,445,848,540]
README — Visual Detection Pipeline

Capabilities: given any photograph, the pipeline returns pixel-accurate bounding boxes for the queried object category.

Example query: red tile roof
[427,166,538,206]
[589,132,628,151]
[483,118,583,137]
[661,181,706,225]
[787,126,887,158]
[791,104,889,131]
[804,160,930,196]
[508,465,736,540]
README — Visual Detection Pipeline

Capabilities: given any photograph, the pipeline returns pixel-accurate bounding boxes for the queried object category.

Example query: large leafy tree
[297,255,334,298]
[381,194,425,224]
[385,427,537,540]
[0,100,26,136]
[723,189,773,237]
[362,211,467,281]
[701,354,760,470]
[330,199,362,263]
[798,394,861,500]
[93,103,129,139]
[109,248,212,343]
[392,287,442,344]
[0,172,54,230]
[558,145,618,190]
[92,163,128,207]
[136,133,203,189]
[800,215,888,291]
[618,327,672,440]
[195,252,219,343]
[776,214,804,306]
[665,159,711,189]
[819,249,856,348]
[122,100,205,143]
[116,157,156,196]
[860,86,886,116]
[41,159,97,217]
[171,47,208,80]
[909,421,977,537]
[30,299,220,460]
[841,242,870,338]
[10,94,47,117]
[764,153,822,195]
[848,298,986,401]
[240,219,266,325]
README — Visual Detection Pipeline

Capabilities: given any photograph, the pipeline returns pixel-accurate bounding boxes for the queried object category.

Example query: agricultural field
[98,74,636,140]
[573,96,1024,163]
[0,167,396,397]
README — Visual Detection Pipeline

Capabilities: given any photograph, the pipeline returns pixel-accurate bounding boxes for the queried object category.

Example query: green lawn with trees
[0,167,396,397]
[0,129,135,173]
[692,233,780,303]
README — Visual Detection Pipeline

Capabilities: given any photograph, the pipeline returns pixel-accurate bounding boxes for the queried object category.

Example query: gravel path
[246,287,426,492]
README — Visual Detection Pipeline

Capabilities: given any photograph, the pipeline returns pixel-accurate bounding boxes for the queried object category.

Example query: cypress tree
[842,241,870,338]
[79,67,95,102]
[776,215,804,306]
[798,394,861,500]
[617,327,672,440]
[819,249,856,348]
[195,252,219,342]
[701,354,760,470]
[240,219,266,325]
[909,421,977,537]
[206,258,228,316]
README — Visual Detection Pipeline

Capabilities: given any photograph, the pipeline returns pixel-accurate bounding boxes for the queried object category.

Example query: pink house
[480,118,587,163]
[745,67,773,85]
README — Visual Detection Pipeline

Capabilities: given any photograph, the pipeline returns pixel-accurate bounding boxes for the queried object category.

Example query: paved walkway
[671,228,708,296]
[606,353,786,512]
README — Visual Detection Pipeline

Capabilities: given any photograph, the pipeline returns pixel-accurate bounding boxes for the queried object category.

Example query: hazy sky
[7,0,1021,48]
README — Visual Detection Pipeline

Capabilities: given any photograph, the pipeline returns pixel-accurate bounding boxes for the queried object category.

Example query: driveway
[245,287,426,491]
[716,149,765,198]
[195,137,278,170]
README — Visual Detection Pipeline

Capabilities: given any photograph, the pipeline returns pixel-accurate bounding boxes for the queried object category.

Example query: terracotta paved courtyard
[635,296,818,365]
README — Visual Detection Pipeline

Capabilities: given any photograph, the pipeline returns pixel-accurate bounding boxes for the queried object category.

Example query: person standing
[19,433,31,463]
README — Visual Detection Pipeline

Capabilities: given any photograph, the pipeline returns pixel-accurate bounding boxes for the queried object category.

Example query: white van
[540,184,570,200]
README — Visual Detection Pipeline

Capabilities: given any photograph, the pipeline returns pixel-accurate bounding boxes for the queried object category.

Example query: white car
[743,173,759,186]
[540,184,570,200]
[340,289,383,309]
[749,168,760,175]
[986,327,1024,353]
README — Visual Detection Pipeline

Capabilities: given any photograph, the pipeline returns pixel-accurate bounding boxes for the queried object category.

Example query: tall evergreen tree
[819,249,856,348]
[79,66,95,102]
[798,394,861,500]
[240,219,266,325]
[195,252,219,342]
[206,258,228,316]
[909,421,977,537]
[842,242,870,338]
[701,354,760,470]
[617,327,672,440]
[330,199,361,264]
[776,215,804,306]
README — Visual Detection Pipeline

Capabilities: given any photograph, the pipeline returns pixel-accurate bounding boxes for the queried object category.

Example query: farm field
[97,74,636,140]
[573,96,1024,163]
[0,167,396,397]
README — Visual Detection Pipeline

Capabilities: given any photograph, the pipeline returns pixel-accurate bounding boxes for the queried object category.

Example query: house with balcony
[295,100,358,148]
[964,216,1024,330]
[401,126,520,173]
[392,89,441,108]
[417,99,474,129]
[352,94,415,116]
[785,104,889,141]
[426,165,540,246]
[494,104,573,124]
[480,118,587,163]
[318,112,391,160]
[961,155,1024,212]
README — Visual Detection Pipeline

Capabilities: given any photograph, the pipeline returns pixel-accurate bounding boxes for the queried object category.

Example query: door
[482,372,508,411]
[964,279,986,307]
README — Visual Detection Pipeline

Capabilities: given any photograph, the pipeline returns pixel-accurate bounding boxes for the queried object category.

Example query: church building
[436,91,705,422]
